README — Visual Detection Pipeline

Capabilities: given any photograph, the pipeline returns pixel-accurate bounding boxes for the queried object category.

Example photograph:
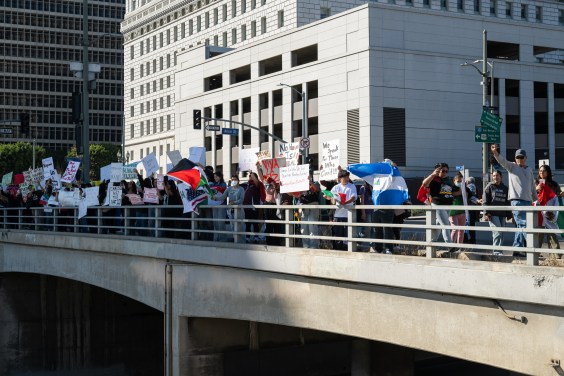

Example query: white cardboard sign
[280,164,310,194]
[319,139,340,181]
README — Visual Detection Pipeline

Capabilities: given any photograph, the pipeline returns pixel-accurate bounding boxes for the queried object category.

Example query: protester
[324,169,357,251]
[298,175,320,249]
[482,170,510,252]
[448,172,478,245]
[535,165,561,250]
[213,175,245,241]
[490,145,537,250]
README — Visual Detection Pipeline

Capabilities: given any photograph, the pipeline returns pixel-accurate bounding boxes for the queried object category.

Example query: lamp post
[461,30,494,193]
[278,83,308,163]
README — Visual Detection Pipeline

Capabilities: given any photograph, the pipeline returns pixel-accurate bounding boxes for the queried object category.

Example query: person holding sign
[299,175,321,249]
[323,169,357,251]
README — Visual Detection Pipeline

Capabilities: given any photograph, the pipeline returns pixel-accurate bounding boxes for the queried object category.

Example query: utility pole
[482,30,488,194]
[82,0,90,183]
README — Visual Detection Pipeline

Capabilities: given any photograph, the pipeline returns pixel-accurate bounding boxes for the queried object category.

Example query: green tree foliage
[0,142,45,177]
[66,144,121,181]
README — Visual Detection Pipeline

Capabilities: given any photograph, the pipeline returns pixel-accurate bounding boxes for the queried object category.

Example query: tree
[0,142,45,177]
[66,144,121,181]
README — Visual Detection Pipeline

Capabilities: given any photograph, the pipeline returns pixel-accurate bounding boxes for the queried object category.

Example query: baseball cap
[515,149,527,157]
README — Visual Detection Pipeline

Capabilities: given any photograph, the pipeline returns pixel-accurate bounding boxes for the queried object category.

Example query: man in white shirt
[324,169,357,251]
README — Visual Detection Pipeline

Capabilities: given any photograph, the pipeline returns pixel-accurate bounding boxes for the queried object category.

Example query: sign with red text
[256,150,272,163]
[143,188,159,204]
[156,174,164,190]
[260,157,286,183]
[61,161,81,184]
[280,164,310,194]
[278,142,300,166]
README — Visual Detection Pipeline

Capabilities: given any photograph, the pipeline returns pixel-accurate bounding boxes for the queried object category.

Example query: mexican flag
[323,190,346,204]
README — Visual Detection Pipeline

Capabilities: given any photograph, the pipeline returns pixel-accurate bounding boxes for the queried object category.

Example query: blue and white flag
[348,162,409,205]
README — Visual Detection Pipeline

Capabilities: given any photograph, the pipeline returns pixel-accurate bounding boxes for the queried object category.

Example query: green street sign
[475,125,500,143]
[480,111,502,131]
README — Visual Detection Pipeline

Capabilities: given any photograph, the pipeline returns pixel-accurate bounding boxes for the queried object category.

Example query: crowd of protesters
[1,147,562,255]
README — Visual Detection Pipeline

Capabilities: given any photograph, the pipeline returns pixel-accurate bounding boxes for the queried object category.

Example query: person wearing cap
[490,145,537,248]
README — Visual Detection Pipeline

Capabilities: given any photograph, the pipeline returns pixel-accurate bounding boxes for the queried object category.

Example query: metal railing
[0,204,562,266]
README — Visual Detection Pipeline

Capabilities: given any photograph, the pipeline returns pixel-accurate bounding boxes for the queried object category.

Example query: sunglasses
[515,156,525,159]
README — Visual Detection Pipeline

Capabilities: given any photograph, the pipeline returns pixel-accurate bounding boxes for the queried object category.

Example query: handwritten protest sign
[51,173,61,190]
[42,157,56,181]
[123,164,137,180]
[167,150,183,166]
[31,168,43,186]
[2,172,13,186]
[156,174,164,190]
[143,188,159,204]
[280,164,310,194]
[278,142,300,166]
[23,170,32,186]
[256,150,272,163]
[61,161,81,184]
[142,152,159,177]
[239,147,259,172]
[188,147,206,165]
[19,184,30,198]
[319,139,340,181]
[110,163,123,182]
[260,157,286,183]
[125,193,144,205]
[84,186,100,207]
[58,189,81,207]
[109,186,122,207]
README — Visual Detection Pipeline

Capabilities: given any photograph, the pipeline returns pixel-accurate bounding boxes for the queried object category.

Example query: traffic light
[19,112,30,136]
[193,109,201,130]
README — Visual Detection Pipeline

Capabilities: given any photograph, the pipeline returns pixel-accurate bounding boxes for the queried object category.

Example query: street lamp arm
[461,62,486,77]
[278,83,303,98]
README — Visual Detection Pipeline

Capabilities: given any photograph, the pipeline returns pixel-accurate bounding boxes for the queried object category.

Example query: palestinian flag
[323,190,346,204]
[167,158,211,194]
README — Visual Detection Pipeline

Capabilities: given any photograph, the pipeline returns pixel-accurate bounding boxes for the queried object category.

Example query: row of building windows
[0,93,120,112]
[131,76,172,99]
[0,27,122,50]
[130,95,171,117]
[129,114,172,139]
[0,1,124,19]
[134,142,172,163]
[0,10,124,31]
[0,77,124,97]
[0,43,123,66]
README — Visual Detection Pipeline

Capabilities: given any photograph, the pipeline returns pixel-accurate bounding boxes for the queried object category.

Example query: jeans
[488,216,505,247]
[333,217,348,251]
[212,206,227,241]
[448,213,466,244]
[432,204,452,243]
[511,200,531,247]
[372,210,394,252]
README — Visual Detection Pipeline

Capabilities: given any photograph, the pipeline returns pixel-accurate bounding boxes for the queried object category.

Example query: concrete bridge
[1,227,563,376]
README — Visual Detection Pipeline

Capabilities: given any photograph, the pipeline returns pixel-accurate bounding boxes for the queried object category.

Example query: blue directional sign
[222,128,239,136]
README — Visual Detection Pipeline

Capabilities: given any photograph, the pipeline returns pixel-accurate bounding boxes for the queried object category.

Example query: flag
[322,190,346,204]
[167,158,212,194]
[178,182,208,213]
[349,162,409,205]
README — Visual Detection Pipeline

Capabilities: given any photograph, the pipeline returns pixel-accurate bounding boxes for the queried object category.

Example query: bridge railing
[0,204,562,266]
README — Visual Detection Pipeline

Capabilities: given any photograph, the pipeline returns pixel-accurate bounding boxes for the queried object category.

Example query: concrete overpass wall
[1,231,563,375]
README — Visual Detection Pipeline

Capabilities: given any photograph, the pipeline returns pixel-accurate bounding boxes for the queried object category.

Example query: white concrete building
[123,0,564,178]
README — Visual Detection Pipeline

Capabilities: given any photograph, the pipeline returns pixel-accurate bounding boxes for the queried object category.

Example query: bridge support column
[352,339,414,376]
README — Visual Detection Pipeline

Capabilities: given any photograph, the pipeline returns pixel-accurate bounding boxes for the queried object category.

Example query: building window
[167,76,171,88]
[490,0,497,15]
[214,8,218,25]
[535,6,542,21]
[189,19,193,35]
[232,0,236,17]
[153,35,157,51]
[167,54,171,68]
[160,32,163,47]
[423,0,430,7]
[261,0,266,5]
[214,35,219,45]
[160,78,164,90]
[140,85,144,96]
[130,106,135,117]
[441,0,447,10]
[241,24,247,41]
[130,88,135,99]
[146,38,150,53]
[241,0,246,13]
[153,59,157,73]
[140,40,144,55]
[130,45,134,59]
[140,64,144,78]
[320,7,331,19]
[251,0,256,10]
[222,32,228,46]
[474,0,480,13]
[154,118,158,134]
[140,103,144,114]
[278,10,284,28]
[181,22,186,38]
[223,4,228,21]
[205,12,210,28]
[457,0,464,11]
[505,2,512,17]
[159,145,163,156]
[232,28,237,45]
[520,4,527,19]
[130,124,134,138]
[130,68,134,81]
[160,97,164,109]
[174,26,178,41]
[251,20,256,37]
[160,117,164,132]
[167,115,171,130]
[167,95,171,107]
[261,16,266,34]
[559,9,564,25]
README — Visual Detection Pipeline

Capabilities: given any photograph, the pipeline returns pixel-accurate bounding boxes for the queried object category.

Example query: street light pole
[482,30,488,194]
[278,83,308,163]
[82,0,90,183]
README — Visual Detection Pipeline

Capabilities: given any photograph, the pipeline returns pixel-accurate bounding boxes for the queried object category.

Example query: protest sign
[2,172,13,186]
[125,193,144,205]
[123,164,138,180]
[30,167,43,186]
[319,139,340,181]
[110,163,124,182]
[143,188,159,204]
[23,170,32,186]
[19,184,30,198]
[239,147,260,172]
[78,200,88,219]
[109,186,122,207]
[100,164,111,181]
[280,164,310,194]
[142,152,159,177]
[260,157,286,183]
[278,142,300,166]
[188,147,206,165]
[42,157,56,181]
[61,161,81,184]
[58,189,81,206]
[256,150,272,163]
[156,174,164,190]
[84,186,100,207]
[51,173,61,190]
[167,150,183,166]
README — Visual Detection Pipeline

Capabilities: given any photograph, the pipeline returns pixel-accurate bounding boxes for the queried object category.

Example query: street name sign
[222,128,239,136]
[0,128,13,135]
[205,124,220,132]
[475,125,500,143]
[480,110,502,130]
